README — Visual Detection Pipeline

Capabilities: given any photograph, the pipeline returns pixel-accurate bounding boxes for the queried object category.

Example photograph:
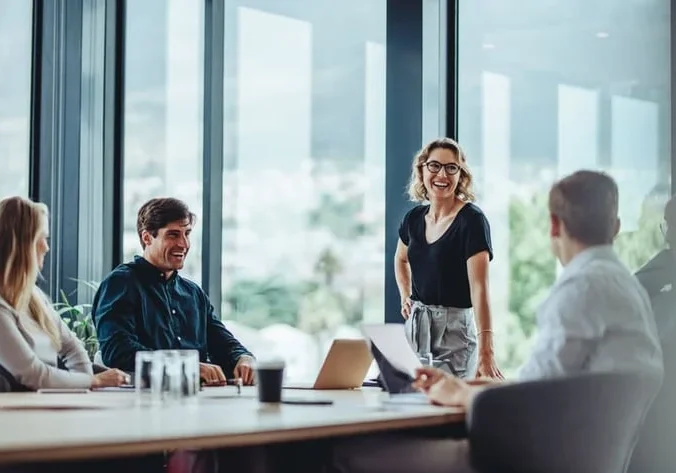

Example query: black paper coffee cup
[255,359,285,403]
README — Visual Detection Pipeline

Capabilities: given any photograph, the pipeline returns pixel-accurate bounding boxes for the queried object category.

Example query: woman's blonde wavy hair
[0,196,61,349]
[407,137,475,203]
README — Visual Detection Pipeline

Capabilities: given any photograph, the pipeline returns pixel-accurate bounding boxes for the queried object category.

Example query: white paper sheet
[361,324,422,377]
[0,396,127,410]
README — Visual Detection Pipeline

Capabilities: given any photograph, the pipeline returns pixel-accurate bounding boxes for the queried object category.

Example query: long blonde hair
[0,197,61,349]
[407,137,475,202]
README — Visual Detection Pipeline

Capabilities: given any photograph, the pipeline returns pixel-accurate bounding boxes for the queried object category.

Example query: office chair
[467,371,661,473]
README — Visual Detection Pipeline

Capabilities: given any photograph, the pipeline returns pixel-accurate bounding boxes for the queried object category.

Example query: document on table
[361,324,422,377]
[0,394,132,410]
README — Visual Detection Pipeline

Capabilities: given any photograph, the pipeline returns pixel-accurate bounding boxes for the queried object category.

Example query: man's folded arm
[92,273,151,372]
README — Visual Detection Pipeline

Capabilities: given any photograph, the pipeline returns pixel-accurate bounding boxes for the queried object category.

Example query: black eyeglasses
[422,161,460,175]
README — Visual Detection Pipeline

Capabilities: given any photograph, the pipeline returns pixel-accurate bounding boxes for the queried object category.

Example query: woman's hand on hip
[401,297,413,319]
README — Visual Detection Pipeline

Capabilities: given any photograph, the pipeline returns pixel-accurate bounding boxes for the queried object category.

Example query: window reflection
[458,0,671,373]
[123,0,204,284]
[0,1,32,198]
[221,0,387,381]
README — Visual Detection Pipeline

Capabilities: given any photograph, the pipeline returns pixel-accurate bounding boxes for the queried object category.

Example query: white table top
[0,386,464,465]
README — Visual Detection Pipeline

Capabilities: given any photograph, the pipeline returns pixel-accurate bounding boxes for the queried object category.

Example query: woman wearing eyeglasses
[396,137,502,379]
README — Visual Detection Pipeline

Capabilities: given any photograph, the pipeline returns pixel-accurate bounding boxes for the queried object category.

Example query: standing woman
[0,196,128,391]
[396,137,502,379]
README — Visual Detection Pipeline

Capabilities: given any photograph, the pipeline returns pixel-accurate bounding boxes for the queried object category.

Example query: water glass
[134,349,200,405]
[171,349,200,399]
[135,351,166,405]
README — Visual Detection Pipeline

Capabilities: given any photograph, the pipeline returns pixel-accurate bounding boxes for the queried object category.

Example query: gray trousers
[330,435,475,473]
[405,301,478,378]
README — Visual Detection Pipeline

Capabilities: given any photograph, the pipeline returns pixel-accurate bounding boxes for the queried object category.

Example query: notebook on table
[361,324,429,404]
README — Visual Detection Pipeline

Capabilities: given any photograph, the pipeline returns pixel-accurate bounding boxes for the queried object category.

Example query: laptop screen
[370,343,418,394]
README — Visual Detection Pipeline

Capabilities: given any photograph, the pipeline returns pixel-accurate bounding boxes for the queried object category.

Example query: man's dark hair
[136,198,196,248]
[548,170,619,246]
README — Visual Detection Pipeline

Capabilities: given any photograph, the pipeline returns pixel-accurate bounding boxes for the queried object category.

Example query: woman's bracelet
[478,329,493,335]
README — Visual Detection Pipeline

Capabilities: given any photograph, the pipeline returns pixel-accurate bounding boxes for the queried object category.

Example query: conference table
[0,386,465,466]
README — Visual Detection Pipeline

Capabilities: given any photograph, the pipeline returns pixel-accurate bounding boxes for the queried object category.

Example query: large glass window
[123,0,204,283]
[0,1,32,198]
[221,0,387,381]
[458,0,671,373]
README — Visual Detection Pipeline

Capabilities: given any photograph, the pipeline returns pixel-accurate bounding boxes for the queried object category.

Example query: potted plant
[53,280,99,361]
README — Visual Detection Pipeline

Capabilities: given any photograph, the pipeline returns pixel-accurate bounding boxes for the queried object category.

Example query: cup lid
[255,357,285,369]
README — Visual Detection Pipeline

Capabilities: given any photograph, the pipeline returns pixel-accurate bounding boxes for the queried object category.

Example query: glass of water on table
[135,349,200,405]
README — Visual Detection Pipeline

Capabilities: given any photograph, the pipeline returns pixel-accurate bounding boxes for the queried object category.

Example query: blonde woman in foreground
[0,196,128,391]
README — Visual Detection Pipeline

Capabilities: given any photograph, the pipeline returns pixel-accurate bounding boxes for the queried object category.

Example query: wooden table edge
[0,411,465,465]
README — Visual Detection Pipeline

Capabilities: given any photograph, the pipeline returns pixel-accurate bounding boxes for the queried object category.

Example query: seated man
[630,195,676,472]
[327,170,664,473]
[92,197,255,385]
[635,194,676,339]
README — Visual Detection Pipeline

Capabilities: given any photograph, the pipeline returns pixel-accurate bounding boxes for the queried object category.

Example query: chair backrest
[467,371,662,473]
[0,364,29,392]
[630,253,676,472]
[628,341,676,473]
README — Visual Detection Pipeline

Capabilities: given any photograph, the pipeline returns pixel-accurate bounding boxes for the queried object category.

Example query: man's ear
[550,213,562,238]
[141,230,153,248]
[613,217,621,239]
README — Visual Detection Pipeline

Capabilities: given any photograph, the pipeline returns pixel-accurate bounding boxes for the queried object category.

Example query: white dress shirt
[518,245,663,381]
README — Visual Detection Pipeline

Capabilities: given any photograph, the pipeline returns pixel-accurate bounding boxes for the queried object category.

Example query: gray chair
[0,369,13,393]
[0,364,29,392]
[630,258,676,473]
[467,371,661,473]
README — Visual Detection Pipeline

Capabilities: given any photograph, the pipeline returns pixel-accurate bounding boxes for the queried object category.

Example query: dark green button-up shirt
[92,256,251,376]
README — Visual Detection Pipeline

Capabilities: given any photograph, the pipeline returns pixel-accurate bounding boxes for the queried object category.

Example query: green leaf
[55,306,74,316]
[70,278,101,292]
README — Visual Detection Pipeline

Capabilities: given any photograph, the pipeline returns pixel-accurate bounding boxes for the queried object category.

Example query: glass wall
[458,0,672,373]
[0,1,32,198]
[122,0,204,283]
[220,0,387,381]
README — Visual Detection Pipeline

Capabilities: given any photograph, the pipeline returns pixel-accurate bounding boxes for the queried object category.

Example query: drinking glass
[135,351,165,406]
[135,349,200,405]
[170,349,200,400]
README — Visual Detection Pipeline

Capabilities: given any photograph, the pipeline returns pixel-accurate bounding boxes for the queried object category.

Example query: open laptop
[283,339,373,390]
[361,324,429,404]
